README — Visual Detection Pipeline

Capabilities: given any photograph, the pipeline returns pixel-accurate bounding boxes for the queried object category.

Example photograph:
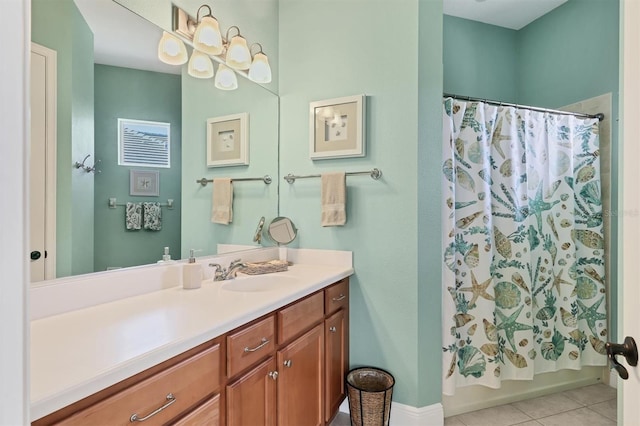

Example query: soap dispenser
[157,246,173,263]
[182,249,202,289]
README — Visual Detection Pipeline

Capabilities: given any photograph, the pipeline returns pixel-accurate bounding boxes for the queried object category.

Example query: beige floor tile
[444,416,466,426]
[329,412,351,426]
[563,384,616,406]
[512,421,543,426]
[537,407,615,426]
[512,394,582,419]
[590,399,617,422]
[457,404,532,426]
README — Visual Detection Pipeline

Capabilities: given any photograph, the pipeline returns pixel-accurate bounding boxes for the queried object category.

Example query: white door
[29,43,56,281]
[618,1,640,423]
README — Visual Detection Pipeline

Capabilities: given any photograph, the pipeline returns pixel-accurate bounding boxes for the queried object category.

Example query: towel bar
[108,198,174,209]
[196,175,272,186]
[283,168,382,184]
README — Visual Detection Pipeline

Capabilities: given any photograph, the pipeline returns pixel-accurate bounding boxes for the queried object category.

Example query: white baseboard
[340,399,444,426]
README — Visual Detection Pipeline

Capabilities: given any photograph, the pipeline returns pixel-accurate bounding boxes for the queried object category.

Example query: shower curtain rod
[443,93,605,121]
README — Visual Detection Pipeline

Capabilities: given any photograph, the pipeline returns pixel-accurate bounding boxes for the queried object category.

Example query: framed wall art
[206,113,249,167]
[118,118,170,168]
[309,94,366,159]
[129,170,159,196]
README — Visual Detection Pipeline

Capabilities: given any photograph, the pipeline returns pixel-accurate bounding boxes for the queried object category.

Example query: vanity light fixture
[225,26,252,70]
[167,4,272,90]
[248,43,272,83]
[192,5,223,55]
[158,31,188,65]
[214,63,238,90]
[188,50,214,78]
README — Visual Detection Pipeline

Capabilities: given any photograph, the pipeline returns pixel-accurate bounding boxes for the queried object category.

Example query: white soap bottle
[182,249,202,289]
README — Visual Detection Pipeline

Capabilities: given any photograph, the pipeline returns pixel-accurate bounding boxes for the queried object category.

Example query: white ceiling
[443,0,569,30]
[73,0,180,75]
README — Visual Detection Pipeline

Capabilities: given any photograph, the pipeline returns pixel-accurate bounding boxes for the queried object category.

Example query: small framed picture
[206,113,249,167]
[309,94,366,160]
[130,170,159,196]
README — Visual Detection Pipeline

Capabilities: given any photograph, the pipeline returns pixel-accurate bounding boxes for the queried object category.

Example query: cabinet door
[277,324,324,426]
[227,358,277,426]
[325,309,348,423]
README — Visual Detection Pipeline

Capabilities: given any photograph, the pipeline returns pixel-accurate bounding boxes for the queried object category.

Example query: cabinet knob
[329,326,337,333]
[283,359,292,368]
[268,371,279,380]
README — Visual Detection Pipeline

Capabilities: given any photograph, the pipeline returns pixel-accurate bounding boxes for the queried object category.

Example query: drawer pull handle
[269,371,279,380]
[329,326,337,333]
[129,393,176,422]
[332,294,346,302]
[284,359,292,368]
[244,337,269,353]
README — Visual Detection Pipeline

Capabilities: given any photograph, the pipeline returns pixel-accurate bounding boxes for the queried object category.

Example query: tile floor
[331,383,616,426]
[445,383,617,426]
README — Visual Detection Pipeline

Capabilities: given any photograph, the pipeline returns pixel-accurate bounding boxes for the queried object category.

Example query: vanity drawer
[58,344,220,426]
[278,292,324,344]
[227,315,276,378]
[173,394,220,426]
[325,279,349,315]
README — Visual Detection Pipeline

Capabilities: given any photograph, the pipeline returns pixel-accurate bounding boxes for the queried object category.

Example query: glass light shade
[158,31,188,65]
[193,16,223,56]
[226,36,251,70]
[214,64,238,90]
[248,53,272,83]
[188,51,214,79]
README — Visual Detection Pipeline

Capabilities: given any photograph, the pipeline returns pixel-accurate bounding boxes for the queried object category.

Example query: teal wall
[180,72,279,258]
[93,65,182,270]
[418,0,444,407]
[279,0,443,407]
[443,15,519,103]
[32,0,95,277]
[517,0,620,347]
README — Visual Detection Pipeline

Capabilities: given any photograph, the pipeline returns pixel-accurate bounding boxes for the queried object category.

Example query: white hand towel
[321,172,346,226]
[211,178,233,224]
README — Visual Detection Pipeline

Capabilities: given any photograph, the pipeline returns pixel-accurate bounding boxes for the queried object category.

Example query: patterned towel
[125,202,142,230]
[143,202,162,231]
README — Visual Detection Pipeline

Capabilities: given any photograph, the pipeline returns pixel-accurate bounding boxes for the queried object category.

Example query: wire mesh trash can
[346,367,395,426]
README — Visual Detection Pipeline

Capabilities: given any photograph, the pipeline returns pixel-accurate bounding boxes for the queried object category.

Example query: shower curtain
[441,98,607,395]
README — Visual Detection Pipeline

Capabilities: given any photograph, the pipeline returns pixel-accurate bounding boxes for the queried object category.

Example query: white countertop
[30,263,353,420]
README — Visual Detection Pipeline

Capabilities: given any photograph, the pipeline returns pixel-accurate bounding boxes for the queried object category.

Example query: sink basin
[220,275,299,293]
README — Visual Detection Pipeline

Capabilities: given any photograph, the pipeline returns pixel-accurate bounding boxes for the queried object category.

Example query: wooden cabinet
[325,309,348,423]
[277,324,324,426]
[173,395,221,426]
[35,278,349,426]
[35,340,223,426]
[226,358,277,426]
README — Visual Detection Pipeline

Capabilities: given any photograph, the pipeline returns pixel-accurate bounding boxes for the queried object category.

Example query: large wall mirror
[30,0,279,283]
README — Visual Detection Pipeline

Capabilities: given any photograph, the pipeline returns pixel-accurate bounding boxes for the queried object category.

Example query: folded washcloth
[321,172,346,226]
[143,202,162,231]
[211,178,233,224]
[125,202,142,230]
[242,260,289,275]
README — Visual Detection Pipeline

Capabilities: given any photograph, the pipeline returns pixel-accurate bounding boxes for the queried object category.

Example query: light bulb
[214,64,238,90]
[158,31,188,65]
[226,36,251,70]
[248,52,272,83]
[188,51,214,79]
[193,16,223,55]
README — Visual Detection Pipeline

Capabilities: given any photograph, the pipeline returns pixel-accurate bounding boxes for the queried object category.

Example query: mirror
[30,0,279,281]
[265,217,298,246]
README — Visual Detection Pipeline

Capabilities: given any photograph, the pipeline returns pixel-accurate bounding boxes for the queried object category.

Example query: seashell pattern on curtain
[441,98,607,395]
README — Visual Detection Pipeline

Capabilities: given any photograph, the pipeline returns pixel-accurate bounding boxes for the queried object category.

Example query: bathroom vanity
[30,249,352,425]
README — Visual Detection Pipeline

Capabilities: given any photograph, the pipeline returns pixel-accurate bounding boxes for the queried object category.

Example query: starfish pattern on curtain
[441,98,607,395]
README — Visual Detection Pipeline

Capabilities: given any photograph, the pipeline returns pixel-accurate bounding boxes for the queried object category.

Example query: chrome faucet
[209,259,248,281]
